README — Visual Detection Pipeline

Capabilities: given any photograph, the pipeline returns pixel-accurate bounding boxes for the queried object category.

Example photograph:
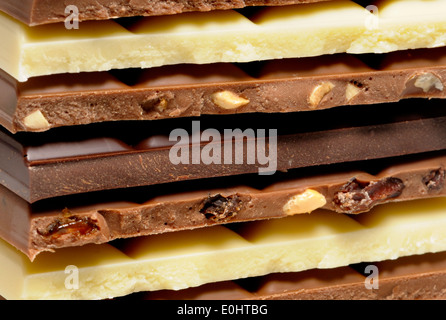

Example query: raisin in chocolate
[333,177,405,214]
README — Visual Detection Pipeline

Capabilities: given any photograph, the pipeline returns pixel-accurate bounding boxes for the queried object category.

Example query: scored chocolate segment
[3,98,446,202]
[3,47,446,133]
[258,251,446,300]
[3,0,446,82]
[133,251,446,300]
[3,150,446,261]
[0,0,331,26]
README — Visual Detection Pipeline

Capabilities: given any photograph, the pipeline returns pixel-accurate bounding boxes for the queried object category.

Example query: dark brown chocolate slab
[0,0,333,26]
[3,47,446,133]
[121,251,446,300]
[3,150,446,261]
[3,98,446,203]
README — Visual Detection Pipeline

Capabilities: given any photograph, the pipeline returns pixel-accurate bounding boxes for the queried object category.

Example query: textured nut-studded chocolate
[2,150,446,261]
[3,98,446,203]
[2,47,446,133]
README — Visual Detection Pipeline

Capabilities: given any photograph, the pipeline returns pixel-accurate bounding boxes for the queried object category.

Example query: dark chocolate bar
[3,150,446,261]
[0,0,331,26]
[3,98,446,203]
[3,47,446,133]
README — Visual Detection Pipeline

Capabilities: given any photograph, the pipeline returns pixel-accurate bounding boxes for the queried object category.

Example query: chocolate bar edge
[8,59,446,133]
[2,150,445,261]
[1,0,333,26]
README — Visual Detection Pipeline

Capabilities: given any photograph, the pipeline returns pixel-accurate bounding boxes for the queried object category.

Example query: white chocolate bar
[2,197,446,299]
[2,0,446,81]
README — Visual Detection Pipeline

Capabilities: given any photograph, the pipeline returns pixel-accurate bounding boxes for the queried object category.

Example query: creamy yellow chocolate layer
[2,0,446,81]
[2,197,446,300]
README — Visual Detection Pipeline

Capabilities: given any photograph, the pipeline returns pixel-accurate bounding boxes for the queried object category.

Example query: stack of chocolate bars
[1,0,446,300]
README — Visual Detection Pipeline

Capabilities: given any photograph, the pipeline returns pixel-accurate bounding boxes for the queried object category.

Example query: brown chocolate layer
[129,251,446,300]
[0,0,332,26]
[3,98,446,203]
[3,150,446,261]
[3,47,446,133]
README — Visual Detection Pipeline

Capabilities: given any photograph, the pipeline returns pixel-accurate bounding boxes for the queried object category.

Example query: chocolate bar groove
[128,251,446,300]
[3,1,446,81]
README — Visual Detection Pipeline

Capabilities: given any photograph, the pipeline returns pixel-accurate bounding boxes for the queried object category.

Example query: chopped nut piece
[23,110,50,131]
[211,91,250,110]
[157,98,168,111]
[283,189,327,215]
[141,97,168,114]
[413,73,444,93]
[309,82,334,109]
[346,83,362,101]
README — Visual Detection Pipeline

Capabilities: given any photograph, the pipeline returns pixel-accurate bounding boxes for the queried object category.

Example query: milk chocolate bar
[134,251,446,300]
[3,99,446,203]
[2,196,446,300]
[3,0,446,81]
[4,47,446,133]
[0,0,331,26]
[4,150,446,261]
[256,252,446,300]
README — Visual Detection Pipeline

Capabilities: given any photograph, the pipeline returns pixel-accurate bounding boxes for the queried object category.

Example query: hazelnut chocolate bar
[132,251,446,300]
[3,150,446,261]
[3,99,446,203]
[2,197,446,300]
[3,47,446,133]
[0,0,332,26]
[2,0,446,81]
